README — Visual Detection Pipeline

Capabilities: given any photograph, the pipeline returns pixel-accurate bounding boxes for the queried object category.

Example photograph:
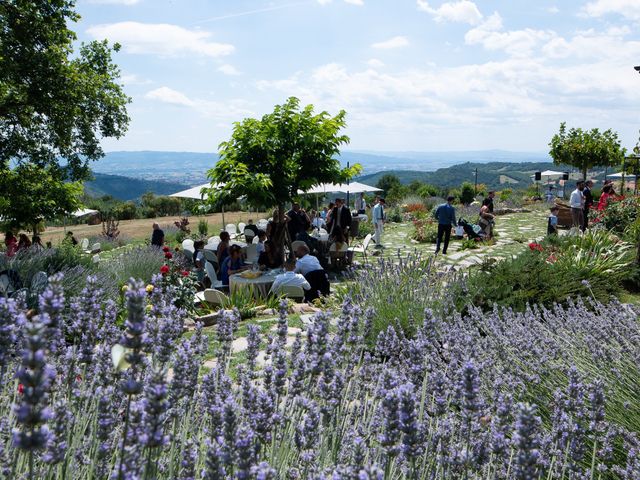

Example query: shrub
[411,218,437,243]
[101,245,166,287]
[597,196,640,233]
[356,218,373,239]
[113,201,138,220]
[197,219,209,236]
[387,207,403,223]
[459,181,475,205]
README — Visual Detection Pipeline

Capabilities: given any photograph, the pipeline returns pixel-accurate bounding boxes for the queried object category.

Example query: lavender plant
[0,273,638,479]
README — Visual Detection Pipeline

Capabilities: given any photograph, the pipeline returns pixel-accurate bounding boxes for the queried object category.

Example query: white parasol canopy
[607,172,633,178]
[540,170,564,177]
[298,181,382,195]
[72,208,99,217]
[169,183,223,200]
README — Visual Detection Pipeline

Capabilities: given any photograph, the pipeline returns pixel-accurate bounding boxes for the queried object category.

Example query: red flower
[528,242,543,252]
[162,246,170,252]
[160,265,170,275]
[17,383,24,395]
[164,251,173,259]
[181,270,190,277]
[546,254,557,264]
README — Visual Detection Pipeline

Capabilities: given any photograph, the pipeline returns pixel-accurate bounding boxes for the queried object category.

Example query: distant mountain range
[86,149,585,200]
[90,149,553,185]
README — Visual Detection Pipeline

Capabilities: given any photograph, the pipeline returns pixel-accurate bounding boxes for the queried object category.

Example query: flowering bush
[158,245,197,311]
[2,276,640,478]
[411,217,438,243]
[595,196,639,233]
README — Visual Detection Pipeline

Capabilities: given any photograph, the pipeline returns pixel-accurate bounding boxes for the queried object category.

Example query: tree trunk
[269,204,290,261]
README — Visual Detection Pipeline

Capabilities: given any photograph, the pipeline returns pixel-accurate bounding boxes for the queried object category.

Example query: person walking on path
[569,181,585,232]
[582,180,593,232]
[372,198,386,248]
[435,196,457,255]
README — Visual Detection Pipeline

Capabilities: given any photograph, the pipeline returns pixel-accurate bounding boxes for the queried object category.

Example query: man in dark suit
[329,198,352,241]
[582,180,593,232]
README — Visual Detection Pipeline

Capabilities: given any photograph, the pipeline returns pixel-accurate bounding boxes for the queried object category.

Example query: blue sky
[77,0,640,153]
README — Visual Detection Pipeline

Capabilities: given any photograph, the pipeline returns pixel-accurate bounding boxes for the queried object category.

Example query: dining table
[229,268,283,300]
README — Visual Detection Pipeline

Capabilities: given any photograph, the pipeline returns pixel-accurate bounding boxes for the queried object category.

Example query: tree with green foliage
[460,182,475,205]
[376,174,402,196]
[0,164,83,233]
[206,97,358,250]
[0,0,130,229]
[549,122,625,180]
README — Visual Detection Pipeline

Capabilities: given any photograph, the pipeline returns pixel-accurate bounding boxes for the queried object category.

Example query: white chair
[238,223,246,235]
[92,254,101,264]
[203,249,218,265]
[90,243,101,254]
[348,233,373,264]
[80,238,90,251]
[257,219,268,230]
[182,239,195,250]
[330,242,349,269]
[244,244,259,264]
[195,288,229,307]
[207,236,220,244]
[243,228,255,244]
[204,261,223,288]
[225,224,238,239]
[252,236,260,245]
[274,285,305,302]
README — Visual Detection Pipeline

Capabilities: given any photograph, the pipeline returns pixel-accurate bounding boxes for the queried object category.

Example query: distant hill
[357,161,600,190]
[85,172,188,201]
[91,149,552,184]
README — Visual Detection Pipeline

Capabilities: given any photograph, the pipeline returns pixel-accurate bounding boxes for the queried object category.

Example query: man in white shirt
[356,193,367,215]
[569,181,585,230]
[372,198,386,247]
[294,244,323,275]
[270,259,311,295]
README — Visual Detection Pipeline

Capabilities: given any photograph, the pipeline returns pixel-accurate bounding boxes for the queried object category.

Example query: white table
[229,269,282,300]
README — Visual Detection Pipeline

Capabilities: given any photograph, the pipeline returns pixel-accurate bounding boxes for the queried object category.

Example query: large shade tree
[0,0,130,230]
[549,122,625,180]
[206,97,359,250]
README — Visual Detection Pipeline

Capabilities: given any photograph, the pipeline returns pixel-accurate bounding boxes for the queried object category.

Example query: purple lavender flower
[398,383,424,460]
[203,438,226,480]
[38,274,66,353]
[179,438,197,480]
[378,388,401,458]
[0,297,23,382]
[246,324,261,373]
[513,403,541,480]
[95,386,117,478]
[252,461,277,480]
[140,369,170,449]
[294,398,321,464]
[235,425,257,479]
[42,399,71,465]
[12,317,54,453]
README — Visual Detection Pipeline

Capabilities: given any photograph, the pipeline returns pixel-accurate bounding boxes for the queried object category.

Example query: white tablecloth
[229,269,281,299]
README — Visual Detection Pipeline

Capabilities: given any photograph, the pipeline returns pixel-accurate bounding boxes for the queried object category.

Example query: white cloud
[547,6,559,14]
[366,58,385,68]
[120,73,152,85]
[86,22,234,58]
[218,64,241,76]
[88,0,141,4]
[583,0,640,21]
[465,13,555,57]
[371,36,410,49]
[145,87,195,107]
[417,0,483,25]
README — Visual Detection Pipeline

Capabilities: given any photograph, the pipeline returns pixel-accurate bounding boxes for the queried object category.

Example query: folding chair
[274,285,305,302]
[225,224,238,239]
[348,233,373,264]
[244,243,259,265]
[195,288,229,307]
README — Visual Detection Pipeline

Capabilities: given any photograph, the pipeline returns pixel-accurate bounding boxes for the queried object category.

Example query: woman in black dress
[257,240,283,270]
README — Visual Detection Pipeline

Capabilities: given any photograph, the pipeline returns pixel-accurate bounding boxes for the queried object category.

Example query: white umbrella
[169,183,220,200]
[72,208,99,217]
[297,183,342,195]
[337,181,382,194]
[540,170,564,177]
[607,172,628,178]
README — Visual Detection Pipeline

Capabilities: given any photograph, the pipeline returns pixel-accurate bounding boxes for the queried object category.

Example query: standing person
[434,196,457,255]
[478,199,495,238]
[569,181,585,232]
[4,232,18,257]
[486,191,495,213]
[256,230,267,255]
[355,193,367,215]
[286,203,310,241]
[217,231,231,264]
[372,198,386,248]
[597,184,614,210]
[547,206,559,235]
[582,180,594,232]
[151,222,164,247]
[245,219,259,237]
[329,198,352,241]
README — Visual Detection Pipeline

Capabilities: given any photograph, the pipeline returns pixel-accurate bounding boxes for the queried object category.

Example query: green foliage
[387,207,403,223]
[206,97,355,216]
[416,183,441,198]
[549,122,625,179]
[459,238,480,250]
[356,218,373,239]
[197,219,209,236]
[141,192,183,217]
[0,2,130,179]
[411,218,437,243]
[459,182,475,205]
[0,164,83,231]
[113,201,138,221]
[102,246,166,287]
[597,196,640,234]
[461,231,635,312]
[376,173,402,195]
[499,188,513,202]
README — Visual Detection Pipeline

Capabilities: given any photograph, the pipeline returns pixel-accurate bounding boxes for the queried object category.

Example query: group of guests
[3,232,45,257]
[568,179,618,232]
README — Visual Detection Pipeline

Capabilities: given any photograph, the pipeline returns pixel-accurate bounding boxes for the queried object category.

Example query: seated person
[478,199,495,238]
[296,227,319,253]
[220,245,248,285]
[269,259,311,295]
[4,232,18,257]
[256,230,267,255]
[310,209,325,229]
[217,231,231,264]
[17,234,32,251]
[294,244,324,276]
[257,240,283,270]
[192,240,206,283]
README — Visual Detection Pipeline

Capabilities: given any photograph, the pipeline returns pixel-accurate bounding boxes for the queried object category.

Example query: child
[547,206,559,235]
[256,230,267,255]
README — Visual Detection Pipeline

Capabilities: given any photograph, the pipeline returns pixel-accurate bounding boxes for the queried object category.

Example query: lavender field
[1,262,639,480]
